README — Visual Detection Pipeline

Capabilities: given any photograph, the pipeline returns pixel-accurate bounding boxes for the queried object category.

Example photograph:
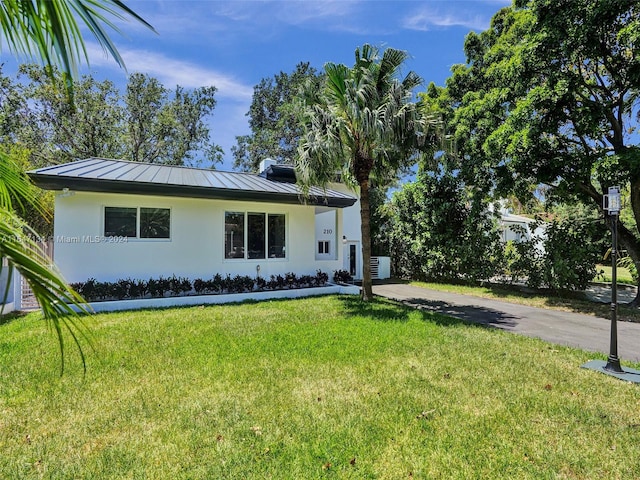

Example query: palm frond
[0,0,155,96]
[378,48,408,84]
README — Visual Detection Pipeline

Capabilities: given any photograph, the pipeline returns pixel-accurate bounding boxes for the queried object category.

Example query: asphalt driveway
[373,283,640,363]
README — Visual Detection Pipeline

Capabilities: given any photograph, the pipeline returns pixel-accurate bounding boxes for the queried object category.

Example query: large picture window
[104,207,170,239]
[225,211,286,260]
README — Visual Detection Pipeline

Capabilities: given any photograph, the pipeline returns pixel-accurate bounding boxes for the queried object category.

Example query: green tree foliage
[13,65,124,167]
[506,218,605,291]
[233,62,322,172]
[11,66,221,168]
[297,45,427,300]
[125,73,221,166]
[445,0,640,302]
[369,184,393,257]
[388,172,503,283]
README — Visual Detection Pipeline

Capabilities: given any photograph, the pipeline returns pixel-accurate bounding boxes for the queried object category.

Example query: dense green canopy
[444,0,640,301]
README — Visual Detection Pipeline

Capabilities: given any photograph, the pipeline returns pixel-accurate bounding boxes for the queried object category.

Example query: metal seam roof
[28,158,357,208]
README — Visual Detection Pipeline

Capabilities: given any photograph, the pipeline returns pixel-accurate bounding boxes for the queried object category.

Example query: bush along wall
[70,270,331,303]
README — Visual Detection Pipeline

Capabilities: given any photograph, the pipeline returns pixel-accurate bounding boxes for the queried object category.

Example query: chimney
[259,158,277,174]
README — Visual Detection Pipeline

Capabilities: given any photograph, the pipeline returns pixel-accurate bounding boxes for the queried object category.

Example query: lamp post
[603,186,624,374]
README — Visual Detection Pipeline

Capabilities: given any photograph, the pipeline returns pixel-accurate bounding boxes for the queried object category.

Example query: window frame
[224,211,287,261]
[318,240,330,255]
[103,206,171,241]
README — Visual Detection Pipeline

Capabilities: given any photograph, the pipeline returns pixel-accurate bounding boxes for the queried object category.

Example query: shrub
[333,270,353,284]
[315,270,329,286]
[193,278,207,294]
[148,276,170,298]
[504,219,604,292]
[113,278,131,300]
[388,173,503,283]
[69,270,331,303]
[285,272,296,288]
[169,275,192,296]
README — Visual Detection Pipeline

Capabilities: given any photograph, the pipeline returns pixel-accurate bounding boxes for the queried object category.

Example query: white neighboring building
[28,158,363,284]
[499,211,546,243]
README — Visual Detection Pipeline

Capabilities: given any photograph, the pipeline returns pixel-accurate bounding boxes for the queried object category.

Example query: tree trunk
[584,177,640,307]
[625,177,640,306]
[359,179,373,301]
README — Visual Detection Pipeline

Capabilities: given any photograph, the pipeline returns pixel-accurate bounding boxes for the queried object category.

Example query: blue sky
[8,0,511,171]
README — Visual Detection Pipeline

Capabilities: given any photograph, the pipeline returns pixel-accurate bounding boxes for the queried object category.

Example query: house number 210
[323,229,333,234]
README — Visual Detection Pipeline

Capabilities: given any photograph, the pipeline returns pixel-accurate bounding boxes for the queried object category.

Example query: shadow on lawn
[337,295,517,330]
[398,297,519,330]
[379,278,640,323]
[0,310,30,326]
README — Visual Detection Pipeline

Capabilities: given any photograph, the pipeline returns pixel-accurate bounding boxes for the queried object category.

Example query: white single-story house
[28,158,365,285]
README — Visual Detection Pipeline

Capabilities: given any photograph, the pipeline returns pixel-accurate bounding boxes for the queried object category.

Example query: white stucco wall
[330,183,361,245]
[314,208,338,260]
[53,191,349,283]
[328,183,363,279]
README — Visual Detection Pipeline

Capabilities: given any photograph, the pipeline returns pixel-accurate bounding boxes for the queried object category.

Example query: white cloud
[272,1,359,26]
[84,43,253,101]
[403,8,490,32]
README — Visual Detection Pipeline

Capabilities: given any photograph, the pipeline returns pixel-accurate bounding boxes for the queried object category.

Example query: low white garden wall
[71,284,361,313]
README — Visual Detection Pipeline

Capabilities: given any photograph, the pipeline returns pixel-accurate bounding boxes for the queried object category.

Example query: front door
[343,241,360,279]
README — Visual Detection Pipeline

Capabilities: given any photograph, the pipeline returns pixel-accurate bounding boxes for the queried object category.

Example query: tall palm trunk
[359,179,373,300]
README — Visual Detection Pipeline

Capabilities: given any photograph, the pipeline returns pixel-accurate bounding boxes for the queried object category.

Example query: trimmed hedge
[70,270,331,303]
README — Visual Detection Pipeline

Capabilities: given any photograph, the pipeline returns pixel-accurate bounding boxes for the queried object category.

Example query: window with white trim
[104,207,170,238]
[225,211,286,260]
[318,240,330,255]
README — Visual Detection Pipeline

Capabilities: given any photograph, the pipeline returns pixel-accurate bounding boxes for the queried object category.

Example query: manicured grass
[595,264,635,285]
[1,296,640,479]
[410,281,640,323]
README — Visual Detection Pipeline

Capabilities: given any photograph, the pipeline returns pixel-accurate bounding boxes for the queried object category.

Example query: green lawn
[595,264,635,285]
[1,296,639,479]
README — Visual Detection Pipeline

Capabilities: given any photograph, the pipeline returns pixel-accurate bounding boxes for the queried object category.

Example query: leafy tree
[125,73,221,166]
[0,68,27,140]
[445,0,640,303]
[296,45,428,300]
[15,64,125,167]
[13,67,221,167]
[233,62,323,171]
[388,171,503,283]
[0,0,153,371]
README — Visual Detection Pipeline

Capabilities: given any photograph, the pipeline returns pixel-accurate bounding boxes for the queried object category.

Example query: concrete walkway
[372,283,640,363]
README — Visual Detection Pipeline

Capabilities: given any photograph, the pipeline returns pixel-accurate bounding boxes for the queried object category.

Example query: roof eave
[28,174,357,209]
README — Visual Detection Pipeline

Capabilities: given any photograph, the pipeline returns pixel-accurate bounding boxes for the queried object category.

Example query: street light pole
[604,186,623,373]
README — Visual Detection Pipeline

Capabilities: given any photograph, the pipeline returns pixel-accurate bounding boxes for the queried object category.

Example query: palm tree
[296,44,426,300]
[0,0,154,371]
